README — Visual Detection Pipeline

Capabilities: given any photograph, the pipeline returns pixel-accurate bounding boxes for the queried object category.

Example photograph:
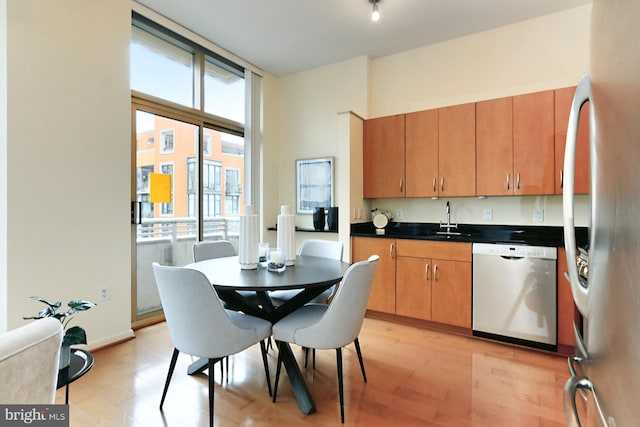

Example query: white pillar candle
[270,249,283,265]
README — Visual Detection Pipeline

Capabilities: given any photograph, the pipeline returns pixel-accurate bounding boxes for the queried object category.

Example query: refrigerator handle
[562,74,591,317]
[563,376,609,427]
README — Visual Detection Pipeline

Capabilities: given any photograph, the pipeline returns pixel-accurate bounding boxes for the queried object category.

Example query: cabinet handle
[560,170,564,189]
[506,173,510,190]
[433,264,438,281]
[440,176,444,192]
[432,177,436,192]
[517,172,521,190]
[400,178,403,193]
[425,263,430,280]
[389,243,395,259]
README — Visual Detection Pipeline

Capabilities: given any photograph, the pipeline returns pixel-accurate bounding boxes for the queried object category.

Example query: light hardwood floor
[55,318,570,426]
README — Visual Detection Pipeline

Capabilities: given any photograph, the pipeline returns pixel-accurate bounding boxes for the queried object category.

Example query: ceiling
[137,0,592,77]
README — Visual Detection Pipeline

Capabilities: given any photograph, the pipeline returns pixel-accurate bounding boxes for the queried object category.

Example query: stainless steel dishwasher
[472,243,557,351]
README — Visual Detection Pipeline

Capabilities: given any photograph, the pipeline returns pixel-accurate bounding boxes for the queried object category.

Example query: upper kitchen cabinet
[554,86,590,195]
[363,114,405,198]
[476,96,514,196]
[438,103,476,196]
[513,90,555,195]
[405,108,439,197]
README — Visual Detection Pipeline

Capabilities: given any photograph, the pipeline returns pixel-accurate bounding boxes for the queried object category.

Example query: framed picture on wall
[296,157,334,214]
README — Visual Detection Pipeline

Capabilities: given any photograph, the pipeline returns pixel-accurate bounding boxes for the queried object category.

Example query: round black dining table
[184,254,351,415]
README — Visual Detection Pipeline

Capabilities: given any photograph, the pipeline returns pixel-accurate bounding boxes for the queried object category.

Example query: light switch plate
[534,209,544,222]
[483,208,493,221]
[396,209,404,220]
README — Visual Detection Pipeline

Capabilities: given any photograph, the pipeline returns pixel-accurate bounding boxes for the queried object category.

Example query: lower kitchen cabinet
[396,239,471,329]
[430,258,471,328]
[353,236,472,329]
[396,256,432,320]
[352,236,396,314]
[557,246,580,352]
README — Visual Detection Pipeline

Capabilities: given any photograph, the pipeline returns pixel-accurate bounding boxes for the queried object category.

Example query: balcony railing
[135,217,240,316]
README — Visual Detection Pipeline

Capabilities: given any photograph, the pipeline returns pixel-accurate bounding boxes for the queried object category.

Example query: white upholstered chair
[272,255,379,423]
[192,240,236,262]
[269,239,344,304]
[0,317,63,404]
[152,263,273,427]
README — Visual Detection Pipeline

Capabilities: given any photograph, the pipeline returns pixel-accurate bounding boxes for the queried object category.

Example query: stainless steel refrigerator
[563,1,640,426]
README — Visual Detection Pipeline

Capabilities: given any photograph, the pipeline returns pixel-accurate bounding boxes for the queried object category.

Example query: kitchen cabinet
[476,96,514,196]
[396,256,432,320]
[396,239,471,328]
[405,108,439,197]
[557,247,578,350]
[437,103,476,196]
[363,114,405,198]
[351,236,396,314]
[554,86,590,195]
[513,90,555,195]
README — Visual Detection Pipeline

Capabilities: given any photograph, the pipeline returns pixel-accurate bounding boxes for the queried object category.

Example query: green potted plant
[23,296,96,369]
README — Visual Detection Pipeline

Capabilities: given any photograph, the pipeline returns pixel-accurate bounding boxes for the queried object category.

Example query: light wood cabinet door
[554,86,590,195]
[405,109,439,197]
[363,115,405,198]
[476,96,514,196]
[431,259,471,328]
[438,103,476,197]
[513,90,555,195]
[557,247,577,348]
[352,237,396,314]
[396,256,431,320]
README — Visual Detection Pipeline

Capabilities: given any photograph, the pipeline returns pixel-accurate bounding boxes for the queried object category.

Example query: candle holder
[258,242,269,267]
[267,247,286,273]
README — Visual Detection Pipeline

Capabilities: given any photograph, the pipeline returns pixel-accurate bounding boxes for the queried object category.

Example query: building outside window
[160,129,174,153]
[160,163,174,215]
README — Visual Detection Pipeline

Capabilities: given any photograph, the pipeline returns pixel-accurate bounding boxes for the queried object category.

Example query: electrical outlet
[483,208,493,221]
[99,285,110,302]
[396,209,404,220]
[533,209,544,222]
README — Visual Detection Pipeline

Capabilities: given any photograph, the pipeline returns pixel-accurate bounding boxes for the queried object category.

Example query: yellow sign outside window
[149,173,172,203]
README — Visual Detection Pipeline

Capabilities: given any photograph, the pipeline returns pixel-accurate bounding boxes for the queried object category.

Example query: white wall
[4,0,133,345]
[1,0,8,332]
[273,5,592,231]
[268,56,369,249]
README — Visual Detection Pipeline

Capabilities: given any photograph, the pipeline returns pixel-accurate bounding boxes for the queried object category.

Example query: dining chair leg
[259,340,273,396]
[353,337,367,383]
[160,348,180,410]
[272,342,284,403]
[208,358,216,427]
[336,347,345,423]
[304,348,317,370]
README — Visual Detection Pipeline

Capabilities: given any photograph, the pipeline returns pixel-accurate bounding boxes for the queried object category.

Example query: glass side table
[57,349,94,404]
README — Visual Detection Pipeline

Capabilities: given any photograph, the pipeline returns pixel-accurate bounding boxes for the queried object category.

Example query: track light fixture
[370,0,381,22]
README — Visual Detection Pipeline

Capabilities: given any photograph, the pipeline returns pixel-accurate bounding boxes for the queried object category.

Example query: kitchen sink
[419,230,472,239]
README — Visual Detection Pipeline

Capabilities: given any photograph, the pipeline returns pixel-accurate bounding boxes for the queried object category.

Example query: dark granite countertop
[351,222,588,248]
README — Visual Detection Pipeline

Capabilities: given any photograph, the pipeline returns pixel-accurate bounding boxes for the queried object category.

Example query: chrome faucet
[439,201,458,233]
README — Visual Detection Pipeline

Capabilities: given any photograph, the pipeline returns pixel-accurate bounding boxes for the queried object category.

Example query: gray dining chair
[152,263,273,427]
[193,240,237,377]
[267,239,344,356]
[271,255,379,423]
[192,240,236,262]
[269,239,344,304]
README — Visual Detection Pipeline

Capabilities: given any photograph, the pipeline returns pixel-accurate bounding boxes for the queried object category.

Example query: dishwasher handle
[500,255,525,260]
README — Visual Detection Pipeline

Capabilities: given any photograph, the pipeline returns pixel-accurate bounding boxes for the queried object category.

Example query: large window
[131,12,253,323]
